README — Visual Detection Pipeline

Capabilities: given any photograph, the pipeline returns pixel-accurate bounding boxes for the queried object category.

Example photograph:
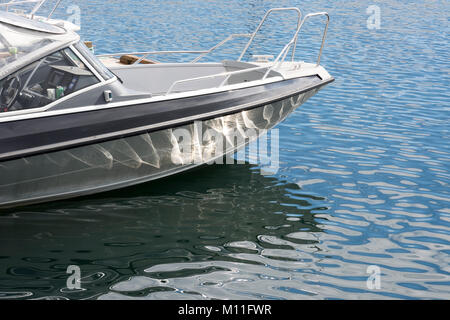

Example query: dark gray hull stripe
[0,77,333,162]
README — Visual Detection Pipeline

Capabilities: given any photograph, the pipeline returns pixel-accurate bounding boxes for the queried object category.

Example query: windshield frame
[0,20,79,81]
[0,44,114,118]
[73,41,115,81]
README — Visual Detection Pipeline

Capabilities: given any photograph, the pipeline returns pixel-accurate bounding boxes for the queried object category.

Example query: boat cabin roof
[0,11,79,80]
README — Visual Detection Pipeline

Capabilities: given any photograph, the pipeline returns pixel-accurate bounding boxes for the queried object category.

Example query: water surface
[0,0,449,300]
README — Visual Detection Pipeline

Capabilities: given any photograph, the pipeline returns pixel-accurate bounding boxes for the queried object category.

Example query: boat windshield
[0,47,99,113]
[0,23,55,74]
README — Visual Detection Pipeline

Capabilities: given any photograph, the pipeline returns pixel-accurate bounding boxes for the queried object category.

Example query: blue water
[0,0,449,299]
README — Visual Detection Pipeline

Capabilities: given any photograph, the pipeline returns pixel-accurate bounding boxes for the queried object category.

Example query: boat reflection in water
[0,163,326,299]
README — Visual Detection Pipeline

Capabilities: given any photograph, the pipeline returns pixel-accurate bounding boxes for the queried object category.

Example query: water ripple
[0,0,449,300]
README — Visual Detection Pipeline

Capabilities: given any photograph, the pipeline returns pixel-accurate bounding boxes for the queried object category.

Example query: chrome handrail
[95,8,329,96]
[165,65,277,95]
[222,40,293,85]
[263,41,293,79]
[0,4,330,97]
[261,11,330,79]
[191,33,252,63]
[47,0,62,19]
[0,0,60,19]
[292,12,330,65]
[238,7,302,61]
[96,9,329,68]
[174,37,293,91]
[96,34,253,65]
[0,0,41,11]
[29,0,45,18]
[96,50,210,65]
[139,33,251,64]
[97,50,210,58]
[165,10,330,94]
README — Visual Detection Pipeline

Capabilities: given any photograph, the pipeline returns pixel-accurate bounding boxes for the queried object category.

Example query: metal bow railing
[83,6,330,96]
[163,10,330,95]
[0,0,62,19]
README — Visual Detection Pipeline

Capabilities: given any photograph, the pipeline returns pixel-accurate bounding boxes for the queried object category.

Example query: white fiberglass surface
[0,11,65,34]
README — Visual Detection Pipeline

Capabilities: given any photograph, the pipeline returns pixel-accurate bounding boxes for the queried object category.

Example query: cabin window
[0,47,100,113]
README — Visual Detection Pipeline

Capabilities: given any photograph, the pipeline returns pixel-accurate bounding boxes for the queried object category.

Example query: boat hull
[0,76,328,162]
[0,83,326,208]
